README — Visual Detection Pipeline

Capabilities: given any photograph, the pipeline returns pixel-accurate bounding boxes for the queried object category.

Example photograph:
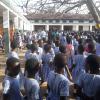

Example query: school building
[26,13,96,32]
[0,0,33,53]
[0,0,97,53]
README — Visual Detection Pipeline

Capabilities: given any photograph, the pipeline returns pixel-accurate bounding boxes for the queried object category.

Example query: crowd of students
[2,30,100,100]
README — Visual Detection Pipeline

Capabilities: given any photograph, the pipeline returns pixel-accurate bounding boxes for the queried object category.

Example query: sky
[10,0,100,15]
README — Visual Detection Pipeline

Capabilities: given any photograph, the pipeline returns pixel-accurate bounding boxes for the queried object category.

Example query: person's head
[32,39,38,46]
[54,53,67,73]
[38,39,43,47]
[87,43,96,54]
[26,44,31,50]
[78,45,84,54]
[6,57,20,77]
[85,55,100,74]
[11,41,17,50]
[55,40,60,47]
[78,38,84,45]
[67,37,72,44]
[59,45,66,54]
[44,44,51,53]
[25,58,40,78]
[43,38,47,43]
[30,44,38,53]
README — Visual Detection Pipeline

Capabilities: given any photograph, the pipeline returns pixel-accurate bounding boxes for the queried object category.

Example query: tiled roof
[25,13,93,20]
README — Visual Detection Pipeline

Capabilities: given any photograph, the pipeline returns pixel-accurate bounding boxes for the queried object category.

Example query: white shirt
[8,51,19,59]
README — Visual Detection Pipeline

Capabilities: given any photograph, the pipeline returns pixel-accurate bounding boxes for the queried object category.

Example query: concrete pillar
[14,16,18,32]
[73,25,79,31]
[83,25,89,31]
[76,25,79,31]
[26,23,29,31]
[3,10,10,54]
[33,25,35,31]
[24,22,26,31]
[61,25,64,31]
[73,25,76,31]
[90,25,92,31]
[19,19,23,32]
[20,20,24,32]
[46,25,49,31]
[24,22,27,31]
[18,18,21,31]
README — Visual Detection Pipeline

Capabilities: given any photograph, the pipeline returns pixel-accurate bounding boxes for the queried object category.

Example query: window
[55,19,60,23]
[79,20,84,23]
[63,19,66,23]
[49,19,53,23]
[69,19,73,23]
[89,20,94,23]
[35,20,39,23]
[42,19,46,23]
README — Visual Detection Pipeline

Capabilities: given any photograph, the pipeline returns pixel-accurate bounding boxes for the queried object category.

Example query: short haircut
[30,44,38,52]
[59,45,66,53]
[86,55,100,71]
[25,58,39,76]
[6,57,20,76]
[26,44,31,49]
[44,44,51,52]
[54,53,66,69]
[78,45,84,54]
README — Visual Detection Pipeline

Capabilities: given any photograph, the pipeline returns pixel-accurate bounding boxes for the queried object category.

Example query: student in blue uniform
[60,33,67,46]
[59,45,73,81]
[54,40,60,54]
[76,54,100,99]
[42,44,53,81]
[8,41,19,59]
[96,35,100,56]
[72,45,85,82]
[24,58,40,100]
[25,44,31,60]
[47,53,70,100]
[3,57,23,100]
[27,44,39,61]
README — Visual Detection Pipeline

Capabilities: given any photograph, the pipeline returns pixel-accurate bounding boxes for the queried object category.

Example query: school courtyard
[0,0,100,100]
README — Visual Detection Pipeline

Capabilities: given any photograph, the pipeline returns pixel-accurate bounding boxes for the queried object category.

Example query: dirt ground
[0,50,75,100]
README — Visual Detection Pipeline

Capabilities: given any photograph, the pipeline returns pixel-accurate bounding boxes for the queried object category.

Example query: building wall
[30,19,96,31]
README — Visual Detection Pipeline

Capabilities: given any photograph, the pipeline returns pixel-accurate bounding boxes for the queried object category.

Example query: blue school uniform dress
[47,71,69,100]
[24,78,40,100]
[42,53,53,81]
[72,54,85,82]
[54,46,59,54]
[25,50,31,60]
[3,75,23,100]
[96,42,100,56]
[76,72,100,97]
[60,35,67,46]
